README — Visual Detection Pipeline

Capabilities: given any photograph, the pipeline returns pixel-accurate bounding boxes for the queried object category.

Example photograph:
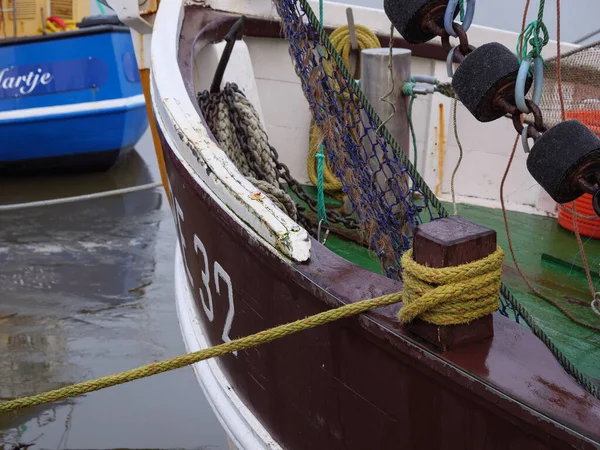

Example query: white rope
[0,182,163,212]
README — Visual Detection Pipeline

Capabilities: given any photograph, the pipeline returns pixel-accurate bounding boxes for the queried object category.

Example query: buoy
[452,42,532,122]
[383,0,457,44]
[557,194,600,239]
[527,120,600,204]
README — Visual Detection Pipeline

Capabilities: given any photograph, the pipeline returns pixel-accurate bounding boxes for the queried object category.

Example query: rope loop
[517,19,550,64]
[399,246,505,325]
[401,80,417,97]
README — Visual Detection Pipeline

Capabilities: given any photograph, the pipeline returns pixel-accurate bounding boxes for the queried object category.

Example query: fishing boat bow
[142,0,600,448]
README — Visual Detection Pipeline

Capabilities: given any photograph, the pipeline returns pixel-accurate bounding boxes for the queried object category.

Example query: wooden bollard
[405,216,496,351]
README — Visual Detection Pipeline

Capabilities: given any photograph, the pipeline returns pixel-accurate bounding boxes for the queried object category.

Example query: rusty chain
[424,7,552,143]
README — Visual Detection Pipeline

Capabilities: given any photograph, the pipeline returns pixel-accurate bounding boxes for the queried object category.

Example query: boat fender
[527,120,600,207]
[76,14,125,28]
[452,42,533,122]
[47,16,67,30]
[383,0,458,45]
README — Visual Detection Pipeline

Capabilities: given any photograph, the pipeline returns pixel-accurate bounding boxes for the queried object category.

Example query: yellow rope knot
[399,246,505,325]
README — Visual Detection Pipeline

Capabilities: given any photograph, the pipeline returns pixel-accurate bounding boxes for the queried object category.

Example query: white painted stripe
[150,0,311,263]
[0,94,146,121]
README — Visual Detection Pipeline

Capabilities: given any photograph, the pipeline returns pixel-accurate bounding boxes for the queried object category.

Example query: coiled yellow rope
[307,24,381,199]
[399,246,505,325]
[38,19,77,34]
[0,291,402,414]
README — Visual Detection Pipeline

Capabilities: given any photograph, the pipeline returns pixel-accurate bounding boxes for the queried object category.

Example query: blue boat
[0,16,148,174]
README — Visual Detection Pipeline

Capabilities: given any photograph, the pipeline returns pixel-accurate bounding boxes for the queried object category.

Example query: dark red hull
[154,5,600,449]
[160,135,600,449]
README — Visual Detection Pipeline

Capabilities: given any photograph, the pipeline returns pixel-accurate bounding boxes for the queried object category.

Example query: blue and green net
[271,0,600,398]
[275,0,445,280]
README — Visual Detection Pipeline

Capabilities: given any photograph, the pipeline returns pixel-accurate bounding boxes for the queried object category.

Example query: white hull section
[174,245,282,450]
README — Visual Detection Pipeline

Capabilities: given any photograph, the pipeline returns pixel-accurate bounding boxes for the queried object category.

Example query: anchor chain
[198,85,360,236]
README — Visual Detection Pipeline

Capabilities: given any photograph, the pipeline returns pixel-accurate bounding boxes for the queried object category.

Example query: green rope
[516,0,549,64]
[316,152,327,224]
[292,0,600,401]
[316,0,327,225]
[434,81,457,99]
[96,0,106,14]
[458,0,465,21]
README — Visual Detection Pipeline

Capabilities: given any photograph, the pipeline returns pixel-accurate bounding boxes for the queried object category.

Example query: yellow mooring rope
[399,246,505,325]
[0,247,505,414]
[307,24,381,200]
[0,292,402,415]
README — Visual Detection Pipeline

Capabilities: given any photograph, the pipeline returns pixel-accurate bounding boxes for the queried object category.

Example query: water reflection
[0,149,161,448]
[0,141,227,449]
[0,150,162,301]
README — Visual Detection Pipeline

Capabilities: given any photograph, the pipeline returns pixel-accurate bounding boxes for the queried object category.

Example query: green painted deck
[298,186,600,383]
[456,202,600,384]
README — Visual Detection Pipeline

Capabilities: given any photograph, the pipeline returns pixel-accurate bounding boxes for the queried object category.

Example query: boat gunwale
[151,0,311,263]
[153,0,600,446]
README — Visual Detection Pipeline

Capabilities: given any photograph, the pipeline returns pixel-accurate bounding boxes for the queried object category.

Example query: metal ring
[444,0,475,37]
[413,83,435,94]
[512,111,524,135]
[462,0,476,33]
[527,99,547,133]
[444,0,459,37]
[446,46,457,77]
[532,56,544,106]
[516,57,544,114]
[412,74,438,84]
[454,23,471,58]
[317,219,323,243]
[441,33,452,54]
[521,125,532,154]
[515,59,531,113]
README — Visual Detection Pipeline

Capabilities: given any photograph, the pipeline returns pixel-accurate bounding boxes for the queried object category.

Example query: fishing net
[265,0,600,399]
[270,0,523,321]
[272,0,446,281]
[540,42,600,132]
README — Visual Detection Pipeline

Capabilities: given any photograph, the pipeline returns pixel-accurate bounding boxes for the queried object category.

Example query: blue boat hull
[0,23,148,173]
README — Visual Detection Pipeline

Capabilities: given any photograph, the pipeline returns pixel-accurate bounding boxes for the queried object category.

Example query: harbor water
[0,131,229,449]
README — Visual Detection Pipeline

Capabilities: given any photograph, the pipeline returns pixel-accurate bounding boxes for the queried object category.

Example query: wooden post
[405,216,497,351]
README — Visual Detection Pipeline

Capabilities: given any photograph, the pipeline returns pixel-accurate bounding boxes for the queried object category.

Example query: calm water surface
[0,131,228,450]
